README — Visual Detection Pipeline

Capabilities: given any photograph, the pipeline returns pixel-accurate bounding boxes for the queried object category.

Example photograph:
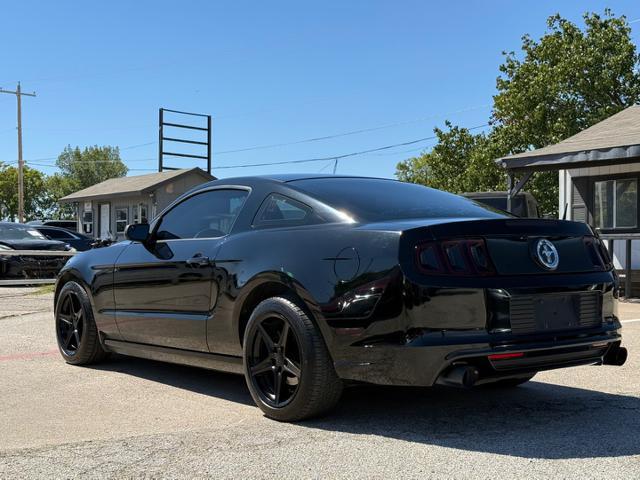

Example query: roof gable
[59,168,215,203]
[498,105,640,170]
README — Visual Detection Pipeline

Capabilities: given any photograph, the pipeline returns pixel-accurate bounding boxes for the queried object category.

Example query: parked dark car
[34,226,94,252]
[27,219,78,232]
[463,191,540,218]
[0,222,75,279]
[54,175,627,421]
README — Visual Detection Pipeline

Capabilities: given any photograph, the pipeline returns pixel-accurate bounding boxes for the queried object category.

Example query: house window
[82,211,93,235]
[115,207,128,234]
[133,204,148,224]
[594,178,637,229]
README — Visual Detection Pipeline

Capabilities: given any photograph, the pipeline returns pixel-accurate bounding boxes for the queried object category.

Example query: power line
[214,104,490,155]
[26,157,156,166]
[16,108,490,168]
[120,141,156,150]
[14,142,158,165]
[24,123,489,172]
[7,104,491,164]
[213,123,489,170]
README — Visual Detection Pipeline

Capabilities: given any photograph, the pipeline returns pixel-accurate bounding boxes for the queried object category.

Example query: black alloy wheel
[55,281,108,365]
[247,315,302,408]
[56,290,84,356]
[243,296,343,421]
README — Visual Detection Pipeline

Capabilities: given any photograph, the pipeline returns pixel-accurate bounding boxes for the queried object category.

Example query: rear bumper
[332,321,624,386]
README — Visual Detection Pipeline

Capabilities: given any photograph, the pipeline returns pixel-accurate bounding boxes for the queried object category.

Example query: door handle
[186,254,211,267]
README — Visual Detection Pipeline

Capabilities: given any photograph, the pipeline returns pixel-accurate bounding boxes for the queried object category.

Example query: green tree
[396,123,504,194]
[493,11,640,151]
[42,145,128,218]
[397,10,640,216]
[0,164,52,221]
[44,174,76,219]
[56,145,128,193]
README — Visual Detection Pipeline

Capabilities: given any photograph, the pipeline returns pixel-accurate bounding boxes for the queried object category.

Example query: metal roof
[59,168,215,203]
[498,105,640,171]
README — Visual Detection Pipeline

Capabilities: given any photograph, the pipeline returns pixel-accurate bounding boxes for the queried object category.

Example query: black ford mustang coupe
[54,175,627,421]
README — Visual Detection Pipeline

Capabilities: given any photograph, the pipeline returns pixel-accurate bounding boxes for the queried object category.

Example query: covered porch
[497,105,640,297]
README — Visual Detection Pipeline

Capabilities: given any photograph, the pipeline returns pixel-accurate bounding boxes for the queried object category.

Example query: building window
[594,178,637,229]
[115,207,128,234]
[133,204,148,224]
[82,210,93,235]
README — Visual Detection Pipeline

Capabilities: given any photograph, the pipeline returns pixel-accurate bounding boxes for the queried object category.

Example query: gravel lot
[0,287,639,479]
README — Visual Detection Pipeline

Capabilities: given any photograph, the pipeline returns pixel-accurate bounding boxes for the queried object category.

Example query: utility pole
[0,82,37,223]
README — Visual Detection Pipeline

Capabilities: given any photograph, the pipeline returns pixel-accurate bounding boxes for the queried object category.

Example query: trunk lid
[400,218,609,276]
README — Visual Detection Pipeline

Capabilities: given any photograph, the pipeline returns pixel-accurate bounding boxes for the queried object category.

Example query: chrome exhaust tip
[436,365,479,388]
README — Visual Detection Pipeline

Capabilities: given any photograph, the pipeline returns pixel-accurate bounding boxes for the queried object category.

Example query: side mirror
[125,223,150,243]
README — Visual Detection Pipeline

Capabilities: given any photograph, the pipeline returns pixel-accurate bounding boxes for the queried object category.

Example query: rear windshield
[469,196,526,217]
[0,224,47,241]
[290,178,507,222]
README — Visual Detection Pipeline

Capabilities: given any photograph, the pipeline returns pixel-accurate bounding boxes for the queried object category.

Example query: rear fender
[232,271,329,345]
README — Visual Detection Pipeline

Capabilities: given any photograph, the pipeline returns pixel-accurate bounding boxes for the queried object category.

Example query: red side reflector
[488,352,524,360]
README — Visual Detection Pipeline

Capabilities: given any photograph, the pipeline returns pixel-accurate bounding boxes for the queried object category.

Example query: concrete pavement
[0,287,639,479]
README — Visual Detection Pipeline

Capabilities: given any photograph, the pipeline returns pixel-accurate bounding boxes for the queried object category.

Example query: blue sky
[1,0,639,180]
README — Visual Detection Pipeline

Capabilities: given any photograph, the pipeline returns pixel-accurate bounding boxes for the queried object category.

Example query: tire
[243,296,343,421]
[484,374,536,388]
[55,281,109,365]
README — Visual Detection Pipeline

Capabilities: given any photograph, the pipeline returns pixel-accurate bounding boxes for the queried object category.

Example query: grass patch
[36,284,56,295]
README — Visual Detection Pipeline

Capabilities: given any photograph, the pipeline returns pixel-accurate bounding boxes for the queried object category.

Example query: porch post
[506,172,514,213]
[625,239,632,298]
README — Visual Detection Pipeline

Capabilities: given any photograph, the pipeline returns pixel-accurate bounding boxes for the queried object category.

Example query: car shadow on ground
[310,381,640,460]
[94,356,640,460]
[91,355,254,406]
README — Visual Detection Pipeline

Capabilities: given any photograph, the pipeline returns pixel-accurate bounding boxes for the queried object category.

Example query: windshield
[469,196,527,217]
[290,178,507,222]
[0,224,47,241]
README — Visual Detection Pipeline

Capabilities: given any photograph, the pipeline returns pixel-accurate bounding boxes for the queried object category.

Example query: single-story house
[497,104,640,294]
[59,168,215,240]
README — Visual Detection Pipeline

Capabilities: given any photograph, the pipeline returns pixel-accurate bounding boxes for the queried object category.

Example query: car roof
[35,225,71,231]
[0,221,32,228]
[195,174,398,190]
[34,224,89,236]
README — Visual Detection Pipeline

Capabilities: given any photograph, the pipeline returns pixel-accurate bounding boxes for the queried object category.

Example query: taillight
[488,352,524,360]
[415,238,495,276]
[583,236,612,270]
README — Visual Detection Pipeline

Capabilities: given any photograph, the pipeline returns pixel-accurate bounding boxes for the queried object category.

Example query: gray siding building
[59,168,215,240]
[498,105,640,295]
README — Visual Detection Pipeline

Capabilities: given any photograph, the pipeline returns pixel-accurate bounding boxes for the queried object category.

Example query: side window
[39,228,55,239]
[156,189,249,240]
[43,228,73,239]
[115,208,128,234]
[254,194,312,226]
